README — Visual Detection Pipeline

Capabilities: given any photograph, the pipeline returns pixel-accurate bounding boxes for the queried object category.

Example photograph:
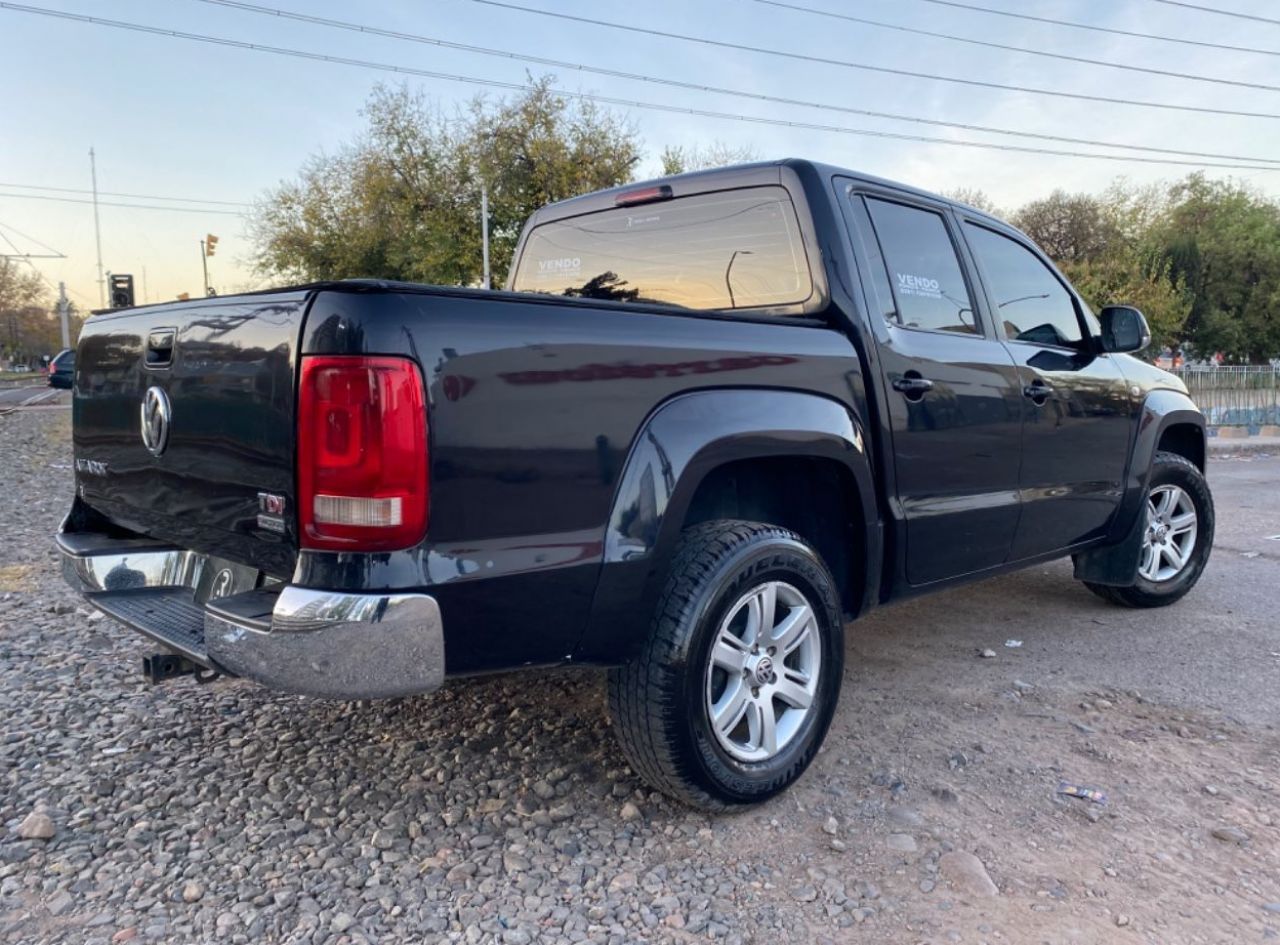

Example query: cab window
[964,223,1084,349]
[863,197,978,336]
[511,186,813,311]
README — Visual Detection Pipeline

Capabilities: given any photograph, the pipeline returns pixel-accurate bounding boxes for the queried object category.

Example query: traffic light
[109,274,135,309]
[205,234,219,257]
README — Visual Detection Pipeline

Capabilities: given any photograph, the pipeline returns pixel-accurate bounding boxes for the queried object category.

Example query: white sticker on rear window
[896,272,942,300]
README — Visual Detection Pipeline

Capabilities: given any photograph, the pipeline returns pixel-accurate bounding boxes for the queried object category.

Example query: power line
[0,229,66,300]
[0,228,32,259]
[189,0,1280,166]
[0,220,66,257]
[1150,0,1280,26]
[749,0,1280,92]
[0,229,98,307]
[0,191,245,215]
[469,0,1280,120]
[0,181,251,207]
[2,2,1277,171]
[909,0,1279,57]
[0,230,65,305]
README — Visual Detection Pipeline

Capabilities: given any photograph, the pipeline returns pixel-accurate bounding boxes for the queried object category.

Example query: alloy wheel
[1140,483,1198,583]
[704,580,822,763]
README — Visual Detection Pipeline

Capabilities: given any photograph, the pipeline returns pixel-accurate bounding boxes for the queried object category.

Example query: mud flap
[1072,505,1144,587]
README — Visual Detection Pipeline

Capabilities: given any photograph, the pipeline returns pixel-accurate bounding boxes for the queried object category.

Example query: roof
[527,158,1011,230]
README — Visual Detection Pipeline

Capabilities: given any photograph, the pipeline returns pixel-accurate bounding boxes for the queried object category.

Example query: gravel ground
[2,409,1278,945]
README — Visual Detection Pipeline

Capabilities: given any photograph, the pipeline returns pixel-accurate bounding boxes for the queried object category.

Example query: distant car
[48,349,74,389]
[10,363,31,373]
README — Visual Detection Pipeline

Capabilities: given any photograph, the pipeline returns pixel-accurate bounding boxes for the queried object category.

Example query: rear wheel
[607,520,844,809]
[1084,451,1214,608]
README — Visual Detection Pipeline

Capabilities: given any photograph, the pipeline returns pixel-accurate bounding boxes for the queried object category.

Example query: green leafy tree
[251,78,640,288]
[470,79,641,286]
[1061,254,1191,356]
[1149,175,1280,363]
[1007,183,1192,358]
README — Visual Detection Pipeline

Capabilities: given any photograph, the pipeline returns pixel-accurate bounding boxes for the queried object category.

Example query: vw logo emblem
[753,655,777,686]
[210,569,235,600]
[140,386,171,456]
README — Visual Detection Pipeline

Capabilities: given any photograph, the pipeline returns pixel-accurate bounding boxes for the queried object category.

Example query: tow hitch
[142,654,221,685]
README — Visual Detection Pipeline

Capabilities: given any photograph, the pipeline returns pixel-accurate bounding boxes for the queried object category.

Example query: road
[852,452,1280,726]
[0,411,1275,945]
[0,384,63,411]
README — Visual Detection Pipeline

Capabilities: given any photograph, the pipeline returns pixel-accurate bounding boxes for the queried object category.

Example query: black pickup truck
[60,159,1213,808]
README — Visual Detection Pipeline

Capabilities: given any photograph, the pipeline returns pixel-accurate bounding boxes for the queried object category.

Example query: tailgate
[72,291,311,578]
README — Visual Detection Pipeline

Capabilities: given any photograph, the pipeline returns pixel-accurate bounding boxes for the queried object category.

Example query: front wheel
[1084,450,1214,608]
[607,520,844,809]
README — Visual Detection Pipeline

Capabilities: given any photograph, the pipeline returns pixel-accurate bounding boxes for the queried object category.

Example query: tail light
[297,355,428,552]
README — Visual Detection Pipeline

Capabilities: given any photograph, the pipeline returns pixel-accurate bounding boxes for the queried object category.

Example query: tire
[1084,450,1214,608]
[607,520,844,809]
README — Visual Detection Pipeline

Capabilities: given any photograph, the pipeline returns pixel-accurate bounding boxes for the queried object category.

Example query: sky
[2,0,1278,307]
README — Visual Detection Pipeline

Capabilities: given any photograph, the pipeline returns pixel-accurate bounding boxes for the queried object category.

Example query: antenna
[90,147,105,308]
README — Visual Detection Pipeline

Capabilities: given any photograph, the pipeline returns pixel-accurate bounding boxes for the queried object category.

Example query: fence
[1173,366,1280,429]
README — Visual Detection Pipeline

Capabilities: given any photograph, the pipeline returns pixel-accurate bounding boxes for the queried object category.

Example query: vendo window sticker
[535,256,582,280]
[896,272,942,300]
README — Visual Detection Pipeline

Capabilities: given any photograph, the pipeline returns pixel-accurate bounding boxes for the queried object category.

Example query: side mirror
[1098,305,1151,354]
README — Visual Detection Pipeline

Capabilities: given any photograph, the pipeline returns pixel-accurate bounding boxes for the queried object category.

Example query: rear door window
[511,186,813,311]
[863,197,979,336]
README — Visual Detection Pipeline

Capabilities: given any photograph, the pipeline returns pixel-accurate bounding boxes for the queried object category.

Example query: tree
[944,188,1003,217]
[1005,182,1192,358]
[1060,254,1191,356]
[0,259,55,363]
[251,78,640,288]
[1147,174,1280,363]
[1012,190,1119,264]
[659,141,760,176]
[470,79,641,286]
[0,258,46,314]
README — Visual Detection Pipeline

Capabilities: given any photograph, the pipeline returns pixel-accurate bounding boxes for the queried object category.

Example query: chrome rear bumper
[58,535,445,700]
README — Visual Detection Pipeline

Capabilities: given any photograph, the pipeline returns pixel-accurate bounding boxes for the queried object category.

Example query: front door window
[962,223,1084,349]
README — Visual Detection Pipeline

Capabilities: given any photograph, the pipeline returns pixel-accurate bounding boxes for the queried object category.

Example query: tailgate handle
[146,328,176,367]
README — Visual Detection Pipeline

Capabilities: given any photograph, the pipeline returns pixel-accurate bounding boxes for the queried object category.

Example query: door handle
[892,376,935,397]
[1023,381,1053,404]
[145,328,175,367]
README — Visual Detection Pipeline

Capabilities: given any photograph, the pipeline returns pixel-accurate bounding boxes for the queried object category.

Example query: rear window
[511,186,813,311]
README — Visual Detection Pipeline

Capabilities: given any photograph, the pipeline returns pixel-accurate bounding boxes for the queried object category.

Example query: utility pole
[89,147,105,308]
[57,282,71,350]
[481,184,491,290]
[142,266,148,304]
[200,239,209,296]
